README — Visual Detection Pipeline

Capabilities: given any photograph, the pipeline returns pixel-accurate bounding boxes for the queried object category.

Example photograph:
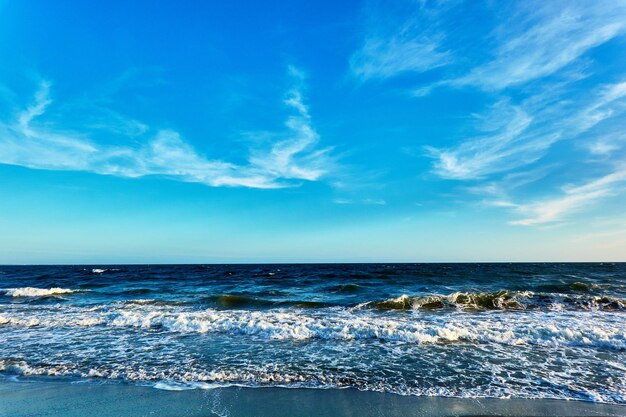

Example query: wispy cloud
[510,166,626,226]
[466,165,556,201]
[248,72,332,185]
[0,70,332,189]
[573,81,626,131]
[426,80,626,180]
[354,1,626,92]
[441,80,626,226]
[348,0,626,228]
[349,0,454,81]
[446,1,626,91]
[351,34,449,81]
[425,99,533,179]
[586,135,626,157]
[333,197,386,205]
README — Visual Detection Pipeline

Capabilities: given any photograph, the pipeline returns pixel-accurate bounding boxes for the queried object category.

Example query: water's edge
[1,377,626,417]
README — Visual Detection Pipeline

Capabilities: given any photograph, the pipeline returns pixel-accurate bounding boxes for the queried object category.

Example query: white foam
[0,360,32,375]
[2,287,78,297]
[0,315,41,326]
[2,304,624,350]
[153,381,196,391]
[3,358,623,403]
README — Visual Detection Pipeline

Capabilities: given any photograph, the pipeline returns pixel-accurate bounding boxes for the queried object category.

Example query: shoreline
[1,377,625,417]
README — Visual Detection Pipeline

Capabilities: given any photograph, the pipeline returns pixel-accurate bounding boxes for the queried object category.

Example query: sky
[1,0,626,263]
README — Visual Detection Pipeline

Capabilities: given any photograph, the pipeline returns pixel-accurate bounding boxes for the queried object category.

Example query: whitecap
[2,287,78,297]
[153,381,196,391]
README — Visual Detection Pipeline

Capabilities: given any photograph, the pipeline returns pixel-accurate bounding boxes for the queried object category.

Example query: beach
[2,377,626,417]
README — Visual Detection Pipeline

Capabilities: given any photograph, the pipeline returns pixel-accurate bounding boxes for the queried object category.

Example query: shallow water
[2,378,626,417]
[0,263,625,403]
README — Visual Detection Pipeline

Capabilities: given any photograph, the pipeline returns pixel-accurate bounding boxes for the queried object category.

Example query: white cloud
[426,78,626,227]
[587,136,626,156]
[351,35,449,81]
[449,1,626,91]
[349,0,626,228]
[426,80,626,180]
[510,167,626,226]
[353,1,626,92]
[0,72,332,189]
[350,1,454,81]
[333,197,386,205]
[467,165,555,199]
[573,81,626,131]
[248,87,331,184]
[362,198,386,205]
[426,100,534,179]
[18,80,52,130]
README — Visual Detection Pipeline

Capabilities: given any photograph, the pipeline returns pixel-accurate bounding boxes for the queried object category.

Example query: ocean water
[0,263,625,404]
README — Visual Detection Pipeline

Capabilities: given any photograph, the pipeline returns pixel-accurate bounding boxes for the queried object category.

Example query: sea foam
[2,287,78,297]
[2,304,625,350]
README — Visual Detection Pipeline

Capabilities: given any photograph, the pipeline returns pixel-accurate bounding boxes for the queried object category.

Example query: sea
[0,263,625,404]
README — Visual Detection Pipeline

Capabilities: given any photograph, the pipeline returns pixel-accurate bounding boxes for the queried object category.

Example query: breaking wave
[1,287,80,298]
[362,291,626,311]
[1,357,625,403]
[1,304,625,350]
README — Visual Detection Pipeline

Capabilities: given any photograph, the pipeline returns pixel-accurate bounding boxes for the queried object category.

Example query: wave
[365,291,532,310]
[1,359,624,403]
[113,290,626,312]
[88,268,121,274]
[2,305,625,350]
[103,309,626,349]
[124,299,192,306]
[206,294,275,308]
[1,287,80,298]
[362,291,626,311]
[204,294,331,309]
[328,284,363,293]
[535,281,602,293]
[104,288,155,296]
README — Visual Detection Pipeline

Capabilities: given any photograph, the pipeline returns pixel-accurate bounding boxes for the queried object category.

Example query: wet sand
[1,378,625,417]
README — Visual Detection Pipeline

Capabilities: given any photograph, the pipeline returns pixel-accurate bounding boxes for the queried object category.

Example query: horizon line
[1,261,624,266]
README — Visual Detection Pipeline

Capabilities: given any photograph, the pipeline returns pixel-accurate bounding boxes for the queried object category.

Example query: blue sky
[1,0,626,263]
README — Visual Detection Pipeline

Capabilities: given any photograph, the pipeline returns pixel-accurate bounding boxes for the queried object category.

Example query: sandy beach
[2,377,625,417]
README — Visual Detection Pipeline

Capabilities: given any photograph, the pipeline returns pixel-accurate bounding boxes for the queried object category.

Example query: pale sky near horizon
[1,0,626,264]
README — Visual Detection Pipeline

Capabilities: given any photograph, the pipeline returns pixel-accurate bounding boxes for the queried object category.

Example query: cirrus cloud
[0,70,333,189]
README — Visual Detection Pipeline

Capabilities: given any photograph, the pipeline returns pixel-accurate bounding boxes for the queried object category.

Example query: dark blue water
[1,264,625,403]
